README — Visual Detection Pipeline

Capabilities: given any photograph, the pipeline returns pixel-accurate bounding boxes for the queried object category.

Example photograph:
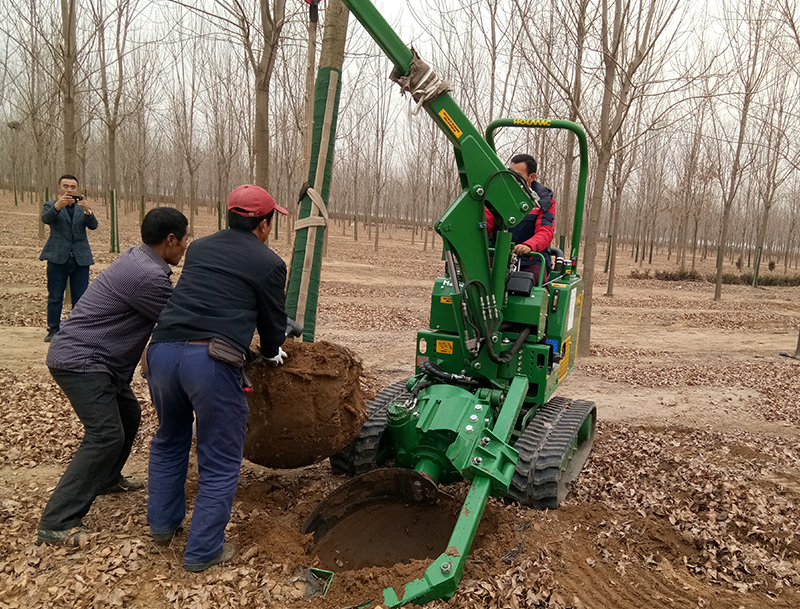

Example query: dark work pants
[46,258,90,332]
[39,369,141,531]
[146,342,248,565]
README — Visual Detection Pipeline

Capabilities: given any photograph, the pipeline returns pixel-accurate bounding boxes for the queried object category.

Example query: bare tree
[710,1,770,301]
[205,48,244,215]
[89,0,143,198]
[783,182,800,272]
[268,33,306,238]
[252,0,287,188]
[61,0,79,172]
[751,81,795,282]
[120,43,160,211]
[515,0,686,355]
[5,0,62,236]
[169,34,207,236]
[675,97,709,271]
[220,0,287,189]
[518,0,590,246]
[606,102,645,296]
[3,0,800,281]
[169,0,287,190]
[366,58,395,251]
[328,45,371,240]
[412,0,524,133]
[558,0,590,244]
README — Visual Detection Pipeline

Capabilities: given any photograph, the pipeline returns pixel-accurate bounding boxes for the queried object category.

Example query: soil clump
[243,340,368,469]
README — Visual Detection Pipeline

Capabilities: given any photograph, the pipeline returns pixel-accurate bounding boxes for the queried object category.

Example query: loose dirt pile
[243,340,368,469]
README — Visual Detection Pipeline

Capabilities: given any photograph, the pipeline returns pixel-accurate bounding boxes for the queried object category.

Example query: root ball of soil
[243,340,368,469]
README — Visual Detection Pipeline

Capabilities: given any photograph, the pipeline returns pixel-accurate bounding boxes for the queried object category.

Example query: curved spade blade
[303,469,440,542]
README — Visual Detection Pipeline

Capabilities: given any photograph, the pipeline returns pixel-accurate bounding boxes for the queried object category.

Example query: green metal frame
[383,376,529,606]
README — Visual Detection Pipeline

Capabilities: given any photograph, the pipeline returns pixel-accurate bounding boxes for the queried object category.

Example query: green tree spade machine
[299,1,597,606]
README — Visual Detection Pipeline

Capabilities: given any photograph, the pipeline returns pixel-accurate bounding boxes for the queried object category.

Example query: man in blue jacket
[40,174,98,342]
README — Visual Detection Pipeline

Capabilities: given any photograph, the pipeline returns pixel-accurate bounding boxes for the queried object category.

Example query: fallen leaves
[427,555,578,609]
[0,371,157,468]
[2,197,800,609]
[318,302,429,332]
[571,422,800,594]
[582,360,800,424]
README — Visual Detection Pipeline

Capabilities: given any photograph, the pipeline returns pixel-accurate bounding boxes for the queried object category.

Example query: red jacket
[485,181,556,253]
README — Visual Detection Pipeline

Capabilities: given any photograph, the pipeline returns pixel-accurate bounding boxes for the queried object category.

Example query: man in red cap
[145,185,288,571]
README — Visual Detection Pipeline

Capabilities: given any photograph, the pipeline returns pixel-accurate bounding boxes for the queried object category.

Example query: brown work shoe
[184,543,235,572]
[38,525,90,546]
[99,476,145,495]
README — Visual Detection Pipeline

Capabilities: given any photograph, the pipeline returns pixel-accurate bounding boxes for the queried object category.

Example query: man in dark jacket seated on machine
[485,153,556,281]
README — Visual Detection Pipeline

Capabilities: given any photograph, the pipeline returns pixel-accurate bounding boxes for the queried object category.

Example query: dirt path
[1,193,799,608]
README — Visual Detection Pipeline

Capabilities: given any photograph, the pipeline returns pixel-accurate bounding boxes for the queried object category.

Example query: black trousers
[46,258,90,333]
[39,369,141,531]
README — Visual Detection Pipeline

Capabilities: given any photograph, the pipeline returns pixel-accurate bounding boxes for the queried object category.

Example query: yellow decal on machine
[557,336,571,381]
[513,119,551,127]
[440,296,452,304]
[551,283,568,288]
[436,340,454,354]
[438,109,463,138]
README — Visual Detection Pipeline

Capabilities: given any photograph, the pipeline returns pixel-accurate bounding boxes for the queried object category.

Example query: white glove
[264,347,288,366]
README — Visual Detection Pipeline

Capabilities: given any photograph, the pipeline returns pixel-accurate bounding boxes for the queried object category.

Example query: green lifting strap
[285,67,343,342]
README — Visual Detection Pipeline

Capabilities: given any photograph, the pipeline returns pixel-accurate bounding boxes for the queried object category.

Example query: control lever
[286,319,304,338]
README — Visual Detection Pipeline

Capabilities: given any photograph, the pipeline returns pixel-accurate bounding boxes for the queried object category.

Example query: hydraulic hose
[485,327,531,364]
[420,360,479,386]
[411,378,433,398]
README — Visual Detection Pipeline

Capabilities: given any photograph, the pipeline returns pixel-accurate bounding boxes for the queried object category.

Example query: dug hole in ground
[2,193,800,609]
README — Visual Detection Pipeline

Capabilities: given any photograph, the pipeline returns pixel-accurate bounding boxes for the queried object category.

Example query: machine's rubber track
[508,396,596,510]
[329,379,411,476]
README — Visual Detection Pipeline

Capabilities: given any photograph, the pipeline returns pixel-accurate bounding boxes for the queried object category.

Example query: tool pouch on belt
[207,337,246,367]
[207,338,252,392]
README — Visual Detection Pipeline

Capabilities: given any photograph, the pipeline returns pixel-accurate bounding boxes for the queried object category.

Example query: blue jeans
[46,257,90,332]
[146,342,248,565]
[40,369,141,531]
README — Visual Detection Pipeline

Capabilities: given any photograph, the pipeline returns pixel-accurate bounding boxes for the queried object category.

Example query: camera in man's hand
[72,195,84,202]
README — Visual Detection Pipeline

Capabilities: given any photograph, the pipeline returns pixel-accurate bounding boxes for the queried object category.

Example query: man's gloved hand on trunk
[264,347,288,366]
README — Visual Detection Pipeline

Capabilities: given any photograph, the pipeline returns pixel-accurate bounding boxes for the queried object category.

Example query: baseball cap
[227,184,288,217]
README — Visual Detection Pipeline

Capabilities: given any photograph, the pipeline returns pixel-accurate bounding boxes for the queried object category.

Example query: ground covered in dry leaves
[2,193,800,609]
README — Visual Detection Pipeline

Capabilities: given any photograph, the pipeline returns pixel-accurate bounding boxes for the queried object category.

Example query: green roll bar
[485,119,588,263]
